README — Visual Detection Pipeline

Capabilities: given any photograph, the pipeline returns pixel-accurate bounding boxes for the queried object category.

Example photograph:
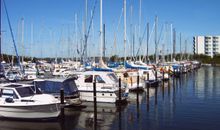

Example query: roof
[0,83,32,88]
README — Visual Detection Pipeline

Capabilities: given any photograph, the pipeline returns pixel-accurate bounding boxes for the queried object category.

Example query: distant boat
[0,83,60,120]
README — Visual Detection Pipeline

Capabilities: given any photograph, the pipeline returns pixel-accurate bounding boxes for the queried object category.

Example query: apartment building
[193,36,220,57]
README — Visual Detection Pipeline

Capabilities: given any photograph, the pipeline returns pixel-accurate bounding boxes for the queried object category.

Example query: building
[193,36,220,57]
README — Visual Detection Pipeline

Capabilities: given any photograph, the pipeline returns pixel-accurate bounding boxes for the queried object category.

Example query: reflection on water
[111,66,220,130]
[1,67,220,130]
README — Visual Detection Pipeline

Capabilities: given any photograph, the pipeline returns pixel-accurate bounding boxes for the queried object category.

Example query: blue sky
[1,0,220,58]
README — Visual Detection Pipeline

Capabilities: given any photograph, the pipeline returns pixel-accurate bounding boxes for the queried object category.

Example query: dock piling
[119,77,122,104]
[93,77,97,130]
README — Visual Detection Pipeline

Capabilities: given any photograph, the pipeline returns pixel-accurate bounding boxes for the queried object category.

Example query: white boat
[0,83,60,120]
[74,71,128,103]
[23,62,37,80]
[4,67,24,81]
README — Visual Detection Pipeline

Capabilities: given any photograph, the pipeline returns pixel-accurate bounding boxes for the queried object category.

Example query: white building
[193,36,220,57]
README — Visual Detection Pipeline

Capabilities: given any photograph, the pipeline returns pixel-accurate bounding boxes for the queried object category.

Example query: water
[1,66,220,130]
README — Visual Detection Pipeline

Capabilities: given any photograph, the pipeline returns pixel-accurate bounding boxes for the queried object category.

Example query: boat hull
[0,103,60,120]
[79,91,127,103]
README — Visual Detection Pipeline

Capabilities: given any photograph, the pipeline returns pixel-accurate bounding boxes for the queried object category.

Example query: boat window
[108,73,119,82]
[16,87,35,97]
[1,89,18,99]
[31,85,42,94]
[95,75,105,83]
[35,81,62,94]
[85,75,93,83]
[63,79,78,95]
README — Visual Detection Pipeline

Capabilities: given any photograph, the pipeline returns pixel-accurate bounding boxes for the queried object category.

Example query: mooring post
[146,72,149,88]
[162,71,165,81]
[93,77,97,130]
[60,88,65,119]
[155,69,158,81]
[137,72,140,90]
[119,77,122,103]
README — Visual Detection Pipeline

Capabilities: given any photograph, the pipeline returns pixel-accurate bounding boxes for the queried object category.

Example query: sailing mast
[173,28,176,62]
[123,0,127,63]
[21,17,24,63]
[0,0,1,63]
[146,22,149,64]
[100,0,103,62]
[138,0,142,61]
[179,32,182,61]
[154,16,158,64]
[30,22,33,60]
[84,0,88,63]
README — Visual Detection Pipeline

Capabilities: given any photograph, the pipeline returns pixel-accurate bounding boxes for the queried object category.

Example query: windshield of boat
[35,79,78,95]
[16,87,35,97]
[107,73,118,82]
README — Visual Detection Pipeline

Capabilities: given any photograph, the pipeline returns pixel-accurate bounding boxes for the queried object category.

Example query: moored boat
[0,83,60,120]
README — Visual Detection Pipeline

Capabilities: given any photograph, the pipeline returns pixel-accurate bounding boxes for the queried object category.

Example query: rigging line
[157,23,164,46]
[135,19,149,58]
[82,0,98,57]
[113,8,123,55]
[2,0,23,73]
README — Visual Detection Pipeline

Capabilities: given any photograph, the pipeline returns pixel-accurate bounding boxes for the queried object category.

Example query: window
[108,73,118,82]
[16,87,35,97]
[95,75,105,83]
[84,75,93,83]
[1,89,18,99]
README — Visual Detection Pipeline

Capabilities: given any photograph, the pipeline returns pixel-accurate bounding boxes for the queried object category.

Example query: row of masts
[1,0,190,65]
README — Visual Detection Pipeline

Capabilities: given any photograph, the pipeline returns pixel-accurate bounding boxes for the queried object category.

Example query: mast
[3,0,23,72]
[0,0,1,63]
[138,0,142,61]
[124,0,127,63]
[179,32,182,61]
[170,24,173,62]
[84,0,88,62]
[185,39,187,60]
[21,17,24,63]
[75,13,78,62]
[103,24,105,59]
[147,22,149,64]
[130,2,133,59]
[173,28,176,62]
[30,22,33,60]
[154,16,158,64]
[100,0,103,61]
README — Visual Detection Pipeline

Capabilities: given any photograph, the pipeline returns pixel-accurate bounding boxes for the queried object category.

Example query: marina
[0,66,219,130]
[1,0,220,130]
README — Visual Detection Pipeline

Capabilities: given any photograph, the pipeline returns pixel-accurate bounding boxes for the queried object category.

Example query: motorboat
[0,83,60,120]
[74,71,128,103]
[33,77,82,106]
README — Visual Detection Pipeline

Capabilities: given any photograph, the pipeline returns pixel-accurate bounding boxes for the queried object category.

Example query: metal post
[119,77,122,103]
[137,73,139,90]
[146,81,150,112]
[93,77,97,130]
[60,88,65,119]
[162,71,165,81]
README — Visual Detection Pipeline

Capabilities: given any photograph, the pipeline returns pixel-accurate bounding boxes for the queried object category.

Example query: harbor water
[0,66,220,130]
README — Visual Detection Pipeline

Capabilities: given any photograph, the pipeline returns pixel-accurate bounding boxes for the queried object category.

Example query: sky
[1,0,220,58]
